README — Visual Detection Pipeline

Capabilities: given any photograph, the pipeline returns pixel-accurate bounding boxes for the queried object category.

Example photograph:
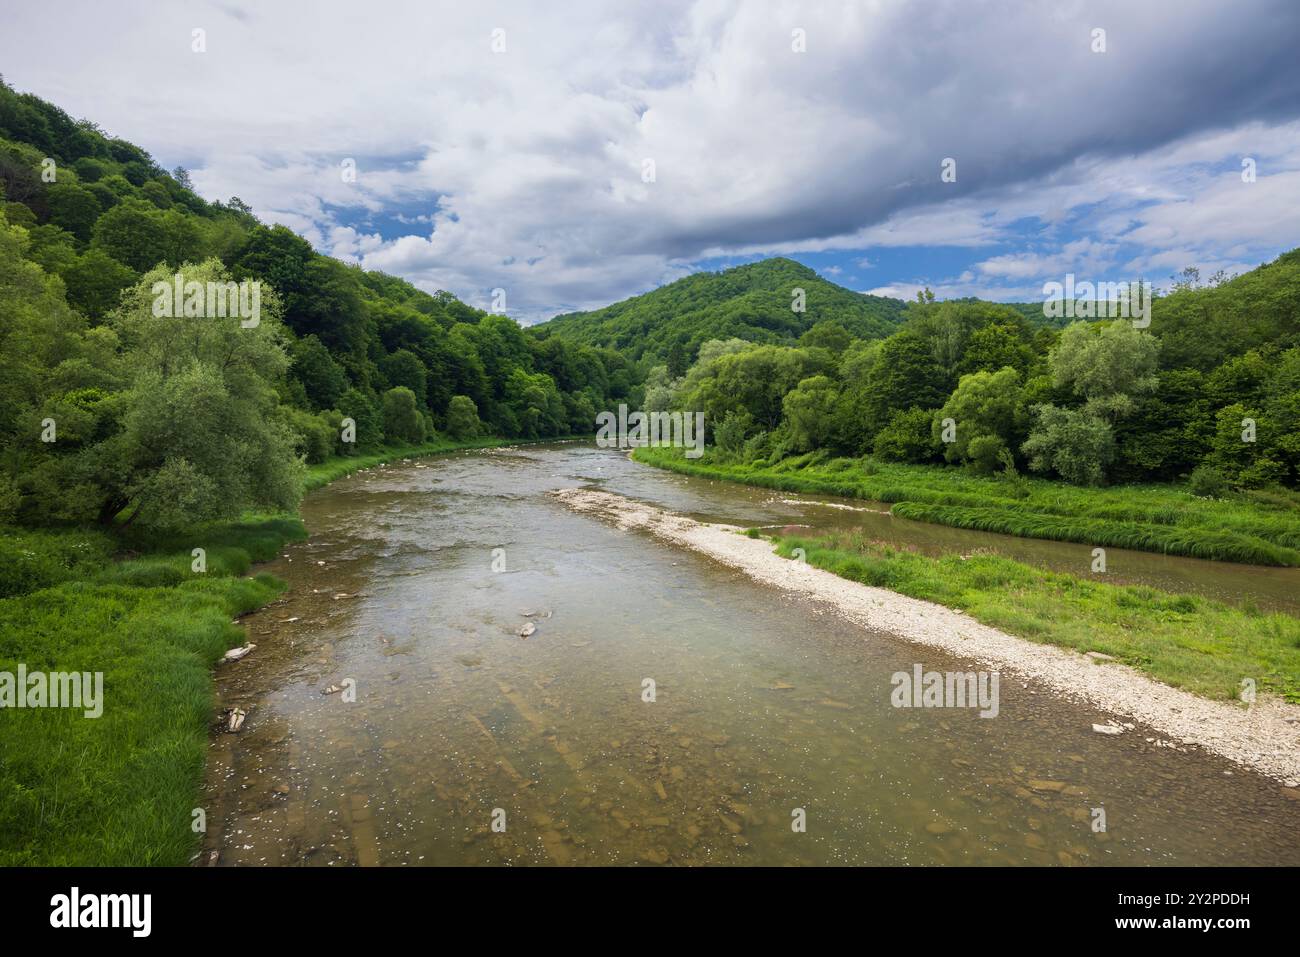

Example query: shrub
[1187,464,1229,498]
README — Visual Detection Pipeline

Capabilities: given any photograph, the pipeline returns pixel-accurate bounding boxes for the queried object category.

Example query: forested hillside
[537,257,907,364]
[0,79,633,532]
[633,255,1300,492]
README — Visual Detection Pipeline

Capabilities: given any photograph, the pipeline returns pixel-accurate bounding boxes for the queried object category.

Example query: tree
[381,386,427,444]
[337,387,382,452]
[934,367,1029,473]
[91,199,170,271]
[683,345,829,432]
[781,375,839,452]
[61,248,137,319]
[838,331,947,453]
[289,334,348,411]
[45,183,100,242]
[445,395,481,440]
[873,408,939,463]
[66,259,301,527]
[1050,320,1159,420]
[380,348,428,407]
[799,321,852,353]
[1021,405,1115,486]
[666,340,689,379]
[1020,321,1159,484]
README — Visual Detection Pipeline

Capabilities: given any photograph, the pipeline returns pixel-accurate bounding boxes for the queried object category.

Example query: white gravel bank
[553,487,1300,786]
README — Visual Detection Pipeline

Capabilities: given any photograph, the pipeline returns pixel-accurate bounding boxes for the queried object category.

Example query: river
[202,442,1300,865]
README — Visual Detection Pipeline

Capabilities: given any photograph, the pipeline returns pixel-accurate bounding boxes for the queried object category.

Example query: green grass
[0,518,297,865]
[768,530,1300,703]
[0,434,547,865]
[634,447,1300,566]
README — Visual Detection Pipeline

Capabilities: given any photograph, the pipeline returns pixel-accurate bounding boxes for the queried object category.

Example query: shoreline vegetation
[552,487,1300,785]
[632,446,1300,567]
[0,435,555,866]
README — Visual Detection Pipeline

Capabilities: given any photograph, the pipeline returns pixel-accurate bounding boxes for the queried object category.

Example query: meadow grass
[767,530,1300,703]
[0,434,546,865]
[635,447,1300,566]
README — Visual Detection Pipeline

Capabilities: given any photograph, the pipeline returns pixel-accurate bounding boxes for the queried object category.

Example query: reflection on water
[203,443,1300,866]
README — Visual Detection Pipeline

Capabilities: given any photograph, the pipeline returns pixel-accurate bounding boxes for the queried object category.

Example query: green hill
[0,77,635,528]
[535,257,907,362]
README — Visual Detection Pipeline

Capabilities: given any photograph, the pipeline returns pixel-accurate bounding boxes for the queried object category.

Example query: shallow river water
[202,443,1300,866]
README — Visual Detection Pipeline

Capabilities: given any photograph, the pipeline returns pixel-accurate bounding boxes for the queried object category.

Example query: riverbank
[0,435,548,865]
[552,488,1300,785]
[632,448,1300,566]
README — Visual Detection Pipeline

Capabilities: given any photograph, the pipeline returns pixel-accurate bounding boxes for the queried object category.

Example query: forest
[0,78,634,542]
[542,254,1300,496]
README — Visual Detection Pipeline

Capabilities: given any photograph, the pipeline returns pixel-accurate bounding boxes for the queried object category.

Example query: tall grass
[0,520,293,865]
[634,447,1300,566]
[769,530,1300,703]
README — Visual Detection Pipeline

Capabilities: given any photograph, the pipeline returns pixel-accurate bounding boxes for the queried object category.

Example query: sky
[3,0,1299,323]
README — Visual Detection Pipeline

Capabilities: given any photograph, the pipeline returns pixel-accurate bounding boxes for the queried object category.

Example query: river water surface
[203,443,1300,866]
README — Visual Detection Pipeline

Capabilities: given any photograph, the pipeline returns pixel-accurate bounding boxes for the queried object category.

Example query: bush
[1187,464,1229,498]
[873,408,938,463]
[281,406,335,464]
[713,410,753,459]
[445,395,481,440]
[381,386,427,444]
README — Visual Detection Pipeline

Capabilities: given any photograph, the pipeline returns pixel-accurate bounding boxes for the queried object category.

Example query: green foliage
[780,375,838,452]
[712,410,754,459]
[338,387,382,453]
[1021,405,1115,486]
[381,386,427,444]
[637,446,1300,565]
[289,334,348,411]
[44,182,100,241]
[61,247,136,318]
[934,366,1029,473]
[445,394,482,440]
[873,408,939,463]
[1188,464,1229,498]
[839,330,948,453]
[768,532,1300,702]
[1049,319,1159,420]
[683,344,831,433]
[538,257,906,360]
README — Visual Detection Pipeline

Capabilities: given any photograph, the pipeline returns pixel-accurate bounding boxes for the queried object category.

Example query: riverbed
[202,443,1300,865]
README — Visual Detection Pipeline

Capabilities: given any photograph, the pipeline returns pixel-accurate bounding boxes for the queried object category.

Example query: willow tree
[89,259,303,528]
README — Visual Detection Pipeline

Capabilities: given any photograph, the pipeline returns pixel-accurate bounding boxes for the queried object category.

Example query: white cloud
[2,0,1297,320]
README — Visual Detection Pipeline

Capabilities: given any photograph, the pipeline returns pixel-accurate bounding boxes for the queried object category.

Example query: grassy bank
[764,529,1300,703]
[634,447,1300,566]
[0,435,543,865]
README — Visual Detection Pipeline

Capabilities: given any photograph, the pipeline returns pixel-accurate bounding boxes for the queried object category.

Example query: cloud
[3,0,1297,319]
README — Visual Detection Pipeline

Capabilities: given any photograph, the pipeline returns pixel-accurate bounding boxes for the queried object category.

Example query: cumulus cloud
[2,0,1297,319]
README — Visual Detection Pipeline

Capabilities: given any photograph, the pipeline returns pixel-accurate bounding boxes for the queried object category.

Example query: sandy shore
[552,487,1300,785]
